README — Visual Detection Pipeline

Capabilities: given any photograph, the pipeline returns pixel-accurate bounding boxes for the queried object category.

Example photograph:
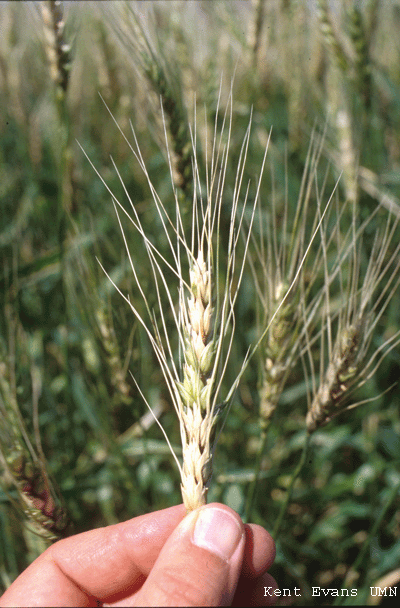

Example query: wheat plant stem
[244,427,268,523]
[272,430,311,540]
[53,93,72,419]
[56,101,69,277]
[41,0,73,387]
[333,477,400,605]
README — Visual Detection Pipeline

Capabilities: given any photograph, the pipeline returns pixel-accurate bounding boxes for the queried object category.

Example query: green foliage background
[1,1,400,605]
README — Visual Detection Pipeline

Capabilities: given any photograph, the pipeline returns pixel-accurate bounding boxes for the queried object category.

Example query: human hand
[0,502,277,607]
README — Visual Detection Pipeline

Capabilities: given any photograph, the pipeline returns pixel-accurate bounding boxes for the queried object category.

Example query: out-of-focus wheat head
[100,2,193,205]
[0,323,69,542]
[306,208,400,432]
[40,0,71,97]
[316,0,349,74]
[249,133,335,431]
[247,0,264,68]
[79,89,269,512]
[316,1,377,207]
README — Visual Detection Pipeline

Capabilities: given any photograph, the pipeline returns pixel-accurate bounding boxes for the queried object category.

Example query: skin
[0,503,278,607]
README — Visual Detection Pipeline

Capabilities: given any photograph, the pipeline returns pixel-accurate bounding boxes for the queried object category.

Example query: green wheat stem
[41,0,73,388]
[244,427,268,523]
[333,478,400,605]
[272,430,311,540]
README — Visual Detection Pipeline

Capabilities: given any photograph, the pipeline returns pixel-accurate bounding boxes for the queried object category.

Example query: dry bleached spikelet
[79,88,270,511]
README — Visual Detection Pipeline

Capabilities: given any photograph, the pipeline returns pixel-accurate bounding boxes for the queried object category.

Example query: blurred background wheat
[1,1,400,605]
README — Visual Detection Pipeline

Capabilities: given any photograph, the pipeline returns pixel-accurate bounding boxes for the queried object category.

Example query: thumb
[134,503,245,607]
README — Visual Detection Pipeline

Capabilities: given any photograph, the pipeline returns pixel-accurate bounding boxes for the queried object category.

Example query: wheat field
[1,1,400,604]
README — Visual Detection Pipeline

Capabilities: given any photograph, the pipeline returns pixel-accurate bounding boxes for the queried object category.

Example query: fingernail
[192,507,242,561]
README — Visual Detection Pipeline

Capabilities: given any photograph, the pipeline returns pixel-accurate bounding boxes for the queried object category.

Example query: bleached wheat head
[79,87,269,511]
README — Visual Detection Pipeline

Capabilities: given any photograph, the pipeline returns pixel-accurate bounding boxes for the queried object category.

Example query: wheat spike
[41,0,71,96]
[178,247,215,508]
[316,0,348,73]
[348,4,372,110]
[247,0,264,67]
[101,3,193,205]
[80,87,269,512]
[248,133,333,430]
[306,318,362,432]
[306,207,400,432]
[259,283,300,427]
[0,349,69,542]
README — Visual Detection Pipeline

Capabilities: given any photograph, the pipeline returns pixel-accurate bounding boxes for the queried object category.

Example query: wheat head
[80,88,269,511]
